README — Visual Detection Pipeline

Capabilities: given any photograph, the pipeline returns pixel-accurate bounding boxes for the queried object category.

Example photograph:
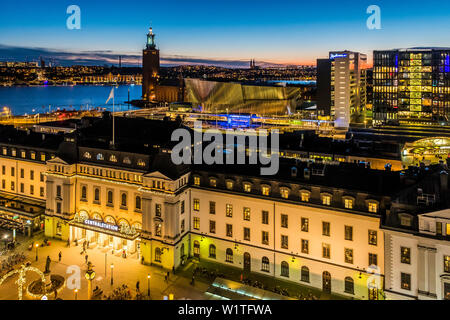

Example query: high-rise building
[317,51,368,128]
[373,48,450,126]
[142,27,160,101]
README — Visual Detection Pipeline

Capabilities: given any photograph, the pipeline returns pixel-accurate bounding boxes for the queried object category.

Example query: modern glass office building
[373,48,450,126]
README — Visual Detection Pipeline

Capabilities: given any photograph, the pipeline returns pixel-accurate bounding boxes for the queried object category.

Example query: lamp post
[74,289,78,300]
[110,263,114,286]
[3,235,8,249]
[35,243,39,261]
[147,274,151,298]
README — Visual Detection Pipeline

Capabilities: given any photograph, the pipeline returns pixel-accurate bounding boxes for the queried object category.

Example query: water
[0,85,142,115]
[266,80,316,85]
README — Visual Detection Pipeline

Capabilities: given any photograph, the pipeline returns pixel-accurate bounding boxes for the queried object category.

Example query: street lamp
[110,263,114,286]
[35,243,39,261]
[74,289,78,300]
[84,262,96,300]
[147,274,151,298]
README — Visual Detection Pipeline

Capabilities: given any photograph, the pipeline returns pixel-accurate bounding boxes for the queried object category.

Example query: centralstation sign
[84,219,119,232]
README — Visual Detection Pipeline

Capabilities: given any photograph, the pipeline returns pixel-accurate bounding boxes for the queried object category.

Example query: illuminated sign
[330,53,348,60]
[84,219,119,232]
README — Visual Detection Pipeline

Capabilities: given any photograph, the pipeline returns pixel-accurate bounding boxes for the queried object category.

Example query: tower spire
[146,24,156,50]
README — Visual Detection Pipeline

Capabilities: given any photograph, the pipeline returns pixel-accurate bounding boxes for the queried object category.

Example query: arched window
[135,196,142,210]
[96,153,104,161]
[225,248,233,263]
[123,157,131,165]
[155,248,161,262]
[155,223,162,237]
[107,191,113,204]
[261,257,270,272]
[301,266,310,282]
[121,193,127,207]
[209,244,216,259]
[81,186,87,200]
[94,188,100,202]
[281,261,289,277]
[345,277,354,294]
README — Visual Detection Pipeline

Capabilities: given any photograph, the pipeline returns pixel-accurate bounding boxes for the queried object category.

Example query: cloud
[0,44,290,68]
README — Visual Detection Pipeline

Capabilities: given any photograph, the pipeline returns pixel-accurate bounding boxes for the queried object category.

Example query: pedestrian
[67,239,70,248]
[85,254,88,264]
[191,275,195,286]
[58,251,62,262]
[167,271,170,280]
[164,274,167,282]
[172,266,175,275]
[87,241,90,249]
[136,281,140,292]
[75,239,78,247]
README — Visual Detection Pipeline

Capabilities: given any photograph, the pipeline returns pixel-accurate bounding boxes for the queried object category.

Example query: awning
[69,219,141,241]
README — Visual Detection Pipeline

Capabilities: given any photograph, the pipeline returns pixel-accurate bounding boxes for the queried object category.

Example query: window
[209,220,216,234]
[401,273,411,290]
[300,192,310,202]
[40,173,44,182]
[20,183,24,193]
[180,200,185,214]
[262,211,269,225]
[344,277,354,294]
[209,245,216,259]
[301,239,309,254]
[11,182,14,191]
[194,176,200,186]
[444,256,450,273]
[83,152,91,159]
[322,222,330,236]
[56,185,62,198]
[11,149,16,157]
[31,152,36,160]
[94,188,100,202]
[226,224,233,237]
[281,214,288,228]
[400,215,412,227]
[261,257,270,272]
[181,219,185,233]
[121,193,127,207]
[262,231,269,245]
[107,191,113,205]
[345,248,354,264]
[155,223,162,237]
[20,169,24,179]
[209,178,217,187]
[135,196,142,210]
[368,230,378,246]
[368,202,378,213]
[226,180,234,190]
[30,170,34,180]
[1,166,4,175]
[262,185,270,196]
[96,153,104,161]
[243,227,250,241]
[345,226,353,241]
[40,187,44,197]
[209,201,216,215]
[369,253,378,266]
[344,198,354,209]
[193,199,200,211]
[280,188,289,199]
[322,195,331,206]
[1,180,4,189]
[243,183,252,193]
[30,185,34,195]
[322,243,331,259]
[56,202,62,214]
[137,159,146,167]
[301,266,310,282]
[436,222,443,235]
[281,235,289,249]
[41,154,46,162]
[109,155,117,162]
[281,261,289,277]
[193,217,200,230]
[226,248,233,263]
[301,218,309,232]
[226,204,233,217]
[11,167,15,177]
[155,248,161,262]
[401,247,411,264]
[243,207,250,221]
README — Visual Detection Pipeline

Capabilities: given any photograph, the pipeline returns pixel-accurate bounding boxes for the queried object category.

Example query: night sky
[1,0,450,67]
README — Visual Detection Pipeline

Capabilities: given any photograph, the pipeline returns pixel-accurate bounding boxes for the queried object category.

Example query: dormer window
[193,176,201,186]
[83,152,91,159]
[367,201,379,213]
[41,153,46,162]
[226,180,234,190]
[123,157,131,165]
[344,198,354,209]
[243,182,252,193]
[11,149,16,157]
[109,155,118,163]
[300,190,311,202]
[97,154,104,161]
[137,159,146,167]
[261,185,271,196]
[399,213,413,227]
[321,193,332,206]
[280,187,290,199]
[31,152,36,160]
[2,148,6,155]
[21,151,26,158]
[209,178,217,187]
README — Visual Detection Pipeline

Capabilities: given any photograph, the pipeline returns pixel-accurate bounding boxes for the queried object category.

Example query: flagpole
[113,90,115,147]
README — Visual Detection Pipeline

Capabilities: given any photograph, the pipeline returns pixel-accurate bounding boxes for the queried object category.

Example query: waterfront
[0,85,142,115]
